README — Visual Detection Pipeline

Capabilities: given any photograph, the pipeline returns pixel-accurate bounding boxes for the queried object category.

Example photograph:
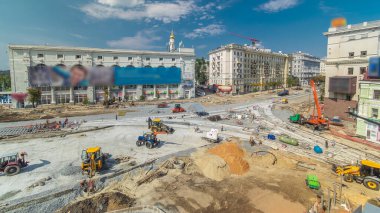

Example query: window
[172,58,176,62]
[37,53,44,58]
[75,55,82,59]
[57,54,64,59]
[360,51,367,57]
[374,90,380,100]
[372,108,378,118]
[97,56,103,60]
[125,85,137,89]
[113,56,118,60]
[348,68,354,75]
[146,57,150,61]
[360,67,366,75]
[143,85,154,89]
[159,58,163,61]
[349,52,354,57]
[128,57,133,61]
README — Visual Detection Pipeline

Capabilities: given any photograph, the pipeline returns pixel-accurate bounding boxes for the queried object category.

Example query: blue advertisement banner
[114,66,181,85]
[28,65,181,87]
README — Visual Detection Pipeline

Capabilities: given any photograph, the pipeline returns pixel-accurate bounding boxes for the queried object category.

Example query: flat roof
[324,20,380,36]
[8,44,195,56]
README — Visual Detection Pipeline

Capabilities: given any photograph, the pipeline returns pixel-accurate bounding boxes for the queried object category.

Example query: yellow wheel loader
[81,147,106,178]
[334,160,380,191]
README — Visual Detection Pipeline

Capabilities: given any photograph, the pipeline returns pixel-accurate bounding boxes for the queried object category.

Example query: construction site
[0,87,380,213]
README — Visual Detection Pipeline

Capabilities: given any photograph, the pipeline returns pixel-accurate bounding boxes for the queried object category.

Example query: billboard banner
[114,66,181,85]
[28,65,181,87]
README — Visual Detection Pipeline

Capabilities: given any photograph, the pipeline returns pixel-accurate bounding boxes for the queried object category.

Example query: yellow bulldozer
[81,147,107,178]
[334,160,380,191]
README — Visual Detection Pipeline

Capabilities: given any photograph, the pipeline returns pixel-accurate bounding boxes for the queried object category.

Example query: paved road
[0,92,308,128]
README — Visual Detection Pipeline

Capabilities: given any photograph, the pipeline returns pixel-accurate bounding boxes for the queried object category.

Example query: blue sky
[1,0,380,69]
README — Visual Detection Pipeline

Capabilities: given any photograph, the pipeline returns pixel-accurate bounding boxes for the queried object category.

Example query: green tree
[195,58,209,85]
[27,88,41,108]
[287,76,300,87]
[0,70,11,92]
[103,87,109,108]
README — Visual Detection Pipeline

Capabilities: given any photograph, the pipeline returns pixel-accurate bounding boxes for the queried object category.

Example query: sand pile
[208,142,249,175]
[194,154,229,181]
[57,192,134,213]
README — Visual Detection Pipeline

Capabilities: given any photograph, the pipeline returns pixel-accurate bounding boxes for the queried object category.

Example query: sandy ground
[70,141,379,213]
[0,119,207,202]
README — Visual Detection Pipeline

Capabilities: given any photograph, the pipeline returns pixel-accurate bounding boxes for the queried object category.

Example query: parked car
[157,102,168,108]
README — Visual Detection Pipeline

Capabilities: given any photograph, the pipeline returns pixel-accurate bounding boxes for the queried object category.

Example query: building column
[69,87,74,104]
[136,85,143,100]
[153,85,157,99]
[87,86,95,103]
[122,86,126,101]
[50,87,56,104]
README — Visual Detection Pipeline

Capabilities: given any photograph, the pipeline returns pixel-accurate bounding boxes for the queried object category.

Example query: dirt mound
[58,192,134,213]
[208,142,249,175]
[194,154,230,181]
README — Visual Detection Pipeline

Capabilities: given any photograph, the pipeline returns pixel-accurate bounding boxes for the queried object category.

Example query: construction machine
[148,118,175,134]
[289,113,305,124]
[81,147,106,178]
[136,132,161,149]
[0,152,28,176]
[305,80,329,130]
[172,104,186,113]
[334,160,380,191]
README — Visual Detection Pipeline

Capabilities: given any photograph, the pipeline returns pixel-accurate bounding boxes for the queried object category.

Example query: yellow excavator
[334,160,380,191]
[148,118,175,134]
[81,147,106,178]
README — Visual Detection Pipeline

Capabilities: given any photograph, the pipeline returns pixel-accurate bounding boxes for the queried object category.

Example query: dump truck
[81,147,107,178]
[334,160,380,191]
[289,114,305,124]
[0,152,28,176]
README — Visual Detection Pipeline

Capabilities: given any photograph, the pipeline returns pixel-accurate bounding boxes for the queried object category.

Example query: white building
[319,58,326,76]
[8,33,195,107]
[289,51,321,86]
[208,44,290,93]
[323,20,380,120]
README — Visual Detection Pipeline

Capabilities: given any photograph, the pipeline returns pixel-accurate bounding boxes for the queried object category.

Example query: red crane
[306,80,329,130]
[229,32,260,46]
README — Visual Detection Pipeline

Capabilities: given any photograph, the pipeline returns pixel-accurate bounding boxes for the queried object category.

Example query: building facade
[323,20,380,120]
[319,58,326,76]
[8,34,195,107]
[208,44,289,93]
[356,80,380,144]
[289,51,321,86]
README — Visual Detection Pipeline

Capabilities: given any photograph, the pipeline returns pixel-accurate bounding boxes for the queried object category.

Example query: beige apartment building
[323,20,380,120]
[208,44,290,94]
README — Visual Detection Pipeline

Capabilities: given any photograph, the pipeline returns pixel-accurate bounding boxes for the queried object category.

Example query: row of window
[38,53,177,62]
[348,51,367,58]
[347,67,366,75]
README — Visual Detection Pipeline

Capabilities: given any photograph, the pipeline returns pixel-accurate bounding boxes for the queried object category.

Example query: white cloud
[185,24,225,39]
[81,0,196,23]
[107,30,161,49]
[257,0,300,13]
[81,0,230,23]
[69,33,87,39]
[97,0,145,7]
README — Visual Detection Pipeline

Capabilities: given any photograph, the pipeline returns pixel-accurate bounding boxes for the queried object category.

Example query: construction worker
[325,140,328,149]
[148,117,152,128]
